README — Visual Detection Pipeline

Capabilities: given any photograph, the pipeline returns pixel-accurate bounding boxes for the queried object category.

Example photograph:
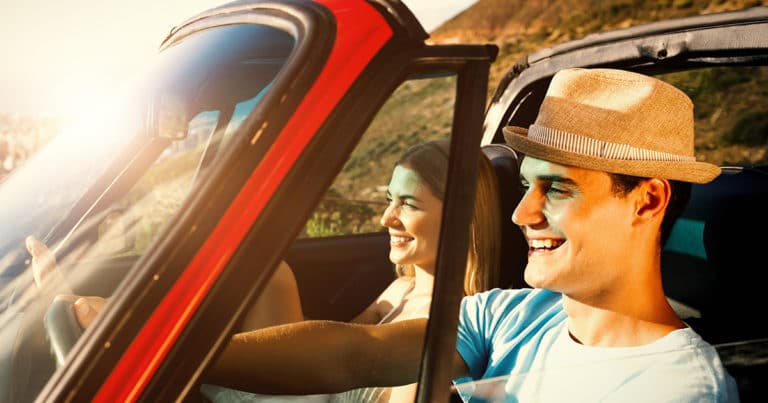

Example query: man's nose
[511,190,544,227]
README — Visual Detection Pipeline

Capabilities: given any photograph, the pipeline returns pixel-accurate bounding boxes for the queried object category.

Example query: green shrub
[303,188,380,237]
[726,112,768,146]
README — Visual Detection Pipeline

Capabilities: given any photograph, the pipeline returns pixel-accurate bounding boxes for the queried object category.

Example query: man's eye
[545,185,568,197]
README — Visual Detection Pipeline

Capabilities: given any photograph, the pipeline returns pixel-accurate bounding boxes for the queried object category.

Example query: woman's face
[380,165,443,273]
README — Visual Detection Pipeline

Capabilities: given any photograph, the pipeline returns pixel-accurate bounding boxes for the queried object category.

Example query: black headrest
[481,144,529,289]
[703,169,768,265]
[663,166,768,343]
[702,168,768,341]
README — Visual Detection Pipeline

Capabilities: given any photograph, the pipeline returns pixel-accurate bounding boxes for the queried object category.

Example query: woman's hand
[26,235,58,289]
[73,296,106,328]
[26,235,105,328]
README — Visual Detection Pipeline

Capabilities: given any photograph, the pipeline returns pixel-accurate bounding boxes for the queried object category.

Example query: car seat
[662,166,768,344]
[481,144,529,289]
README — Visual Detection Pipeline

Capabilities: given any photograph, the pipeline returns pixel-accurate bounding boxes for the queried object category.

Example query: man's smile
[528,238,565,255]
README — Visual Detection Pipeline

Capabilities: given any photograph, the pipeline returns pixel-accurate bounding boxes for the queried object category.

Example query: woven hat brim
[503,126,721,184]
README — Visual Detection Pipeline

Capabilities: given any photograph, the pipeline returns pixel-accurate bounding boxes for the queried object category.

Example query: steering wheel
[1,283,70,401]
[43,297,85,366]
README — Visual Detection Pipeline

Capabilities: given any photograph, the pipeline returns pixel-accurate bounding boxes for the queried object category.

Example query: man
[208,68,738,402]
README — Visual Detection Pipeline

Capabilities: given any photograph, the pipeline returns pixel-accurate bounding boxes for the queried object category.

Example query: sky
[0,0,476,118]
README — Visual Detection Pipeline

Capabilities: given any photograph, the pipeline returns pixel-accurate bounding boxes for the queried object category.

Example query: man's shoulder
[470,287,562,308]
[462,288,565,328]
[668,328,740,402]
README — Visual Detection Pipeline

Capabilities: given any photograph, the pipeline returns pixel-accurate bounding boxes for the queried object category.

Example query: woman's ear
[635,178,671,223]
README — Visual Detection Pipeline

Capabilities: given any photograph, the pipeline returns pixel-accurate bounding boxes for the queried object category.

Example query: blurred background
[0,0,765,182]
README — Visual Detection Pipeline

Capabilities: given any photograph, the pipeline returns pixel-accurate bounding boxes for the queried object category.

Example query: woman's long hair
[393,139,501,296]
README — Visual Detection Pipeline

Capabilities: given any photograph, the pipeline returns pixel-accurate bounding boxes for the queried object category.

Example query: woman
[324,139,502,402]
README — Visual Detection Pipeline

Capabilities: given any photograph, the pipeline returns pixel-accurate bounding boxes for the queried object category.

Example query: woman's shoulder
[351,276,416,325]
[377,276,415,302]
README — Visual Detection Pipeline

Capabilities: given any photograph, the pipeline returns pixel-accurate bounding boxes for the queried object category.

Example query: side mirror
[150,94,189,140]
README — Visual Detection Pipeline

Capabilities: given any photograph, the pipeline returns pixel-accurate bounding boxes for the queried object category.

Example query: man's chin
[523,264,555,289]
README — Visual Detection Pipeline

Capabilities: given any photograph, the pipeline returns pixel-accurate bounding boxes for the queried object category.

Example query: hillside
[430,0,768,96]
[432,0,766,43]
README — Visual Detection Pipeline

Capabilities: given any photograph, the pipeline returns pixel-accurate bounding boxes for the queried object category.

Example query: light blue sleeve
[724,374,740,403]
[455,288,543,380]
[456,291,493,381]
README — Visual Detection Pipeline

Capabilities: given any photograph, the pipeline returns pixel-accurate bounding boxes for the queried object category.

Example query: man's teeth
[391,236,413,243]
[530,239,563,249]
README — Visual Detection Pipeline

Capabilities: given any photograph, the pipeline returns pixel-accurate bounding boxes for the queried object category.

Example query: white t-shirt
[455,288,740,403]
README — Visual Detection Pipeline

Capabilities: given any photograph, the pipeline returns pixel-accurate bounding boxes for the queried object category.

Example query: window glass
[57,24,294,278]
[0,22,296,402]
[95,110,219,257]
[300,74,457,238]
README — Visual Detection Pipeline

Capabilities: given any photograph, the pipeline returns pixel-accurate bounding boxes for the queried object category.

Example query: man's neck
[560,256,685,347]
[562,296,685,347]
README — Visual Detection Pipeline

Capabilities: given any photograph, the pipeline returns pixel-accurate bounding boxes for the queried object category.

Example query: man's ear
[635,178,671,223]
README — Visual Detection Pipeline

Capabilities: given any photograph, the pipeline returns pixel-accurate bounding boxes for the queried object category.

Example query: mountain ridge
[427,0,768,88]
[430,0,767,44]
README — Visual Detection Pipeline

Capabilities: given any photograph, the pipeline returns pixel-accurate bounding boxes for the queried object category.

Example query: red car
[0,1,765,402]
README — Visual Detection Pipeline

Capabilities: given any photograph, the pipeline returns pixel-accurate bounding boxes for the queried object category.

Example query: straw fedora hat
[503,68,720,183]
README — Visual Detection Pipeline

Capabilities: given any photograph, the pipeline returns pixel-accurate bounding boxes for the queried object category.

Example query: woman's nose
[380,204,400,228]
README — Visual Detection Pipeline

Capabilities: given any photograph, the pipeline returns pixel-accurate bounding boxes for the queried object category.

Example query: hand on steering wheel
[25,235,103,325]
[26,235,106,364]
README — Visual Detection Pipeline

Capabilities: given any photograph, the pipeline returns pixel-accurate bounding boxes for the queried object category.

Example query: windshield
[0,22,294,402]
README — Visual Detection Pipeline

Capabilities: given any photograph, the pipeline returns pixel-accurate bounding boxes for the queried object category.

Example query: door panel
[285,232,392,321]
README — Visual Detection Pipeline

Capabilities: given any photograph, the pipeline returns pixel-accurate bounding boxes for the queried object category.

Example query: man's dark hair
[608,173,691,245]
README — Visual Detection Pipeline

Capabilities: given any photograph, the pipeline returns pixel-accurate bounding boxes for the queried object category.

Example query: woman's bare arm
[206,318,428,395]
[240,261,304,331]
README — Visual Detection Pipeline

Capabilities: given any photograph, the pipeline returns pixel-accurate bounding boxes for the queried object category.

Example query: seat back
[481,144,529,289]
[662,166,768,344]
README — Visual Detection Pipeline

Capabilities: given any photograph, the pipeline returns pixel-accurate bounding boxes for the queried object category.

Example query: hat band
[528,124,696,162]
